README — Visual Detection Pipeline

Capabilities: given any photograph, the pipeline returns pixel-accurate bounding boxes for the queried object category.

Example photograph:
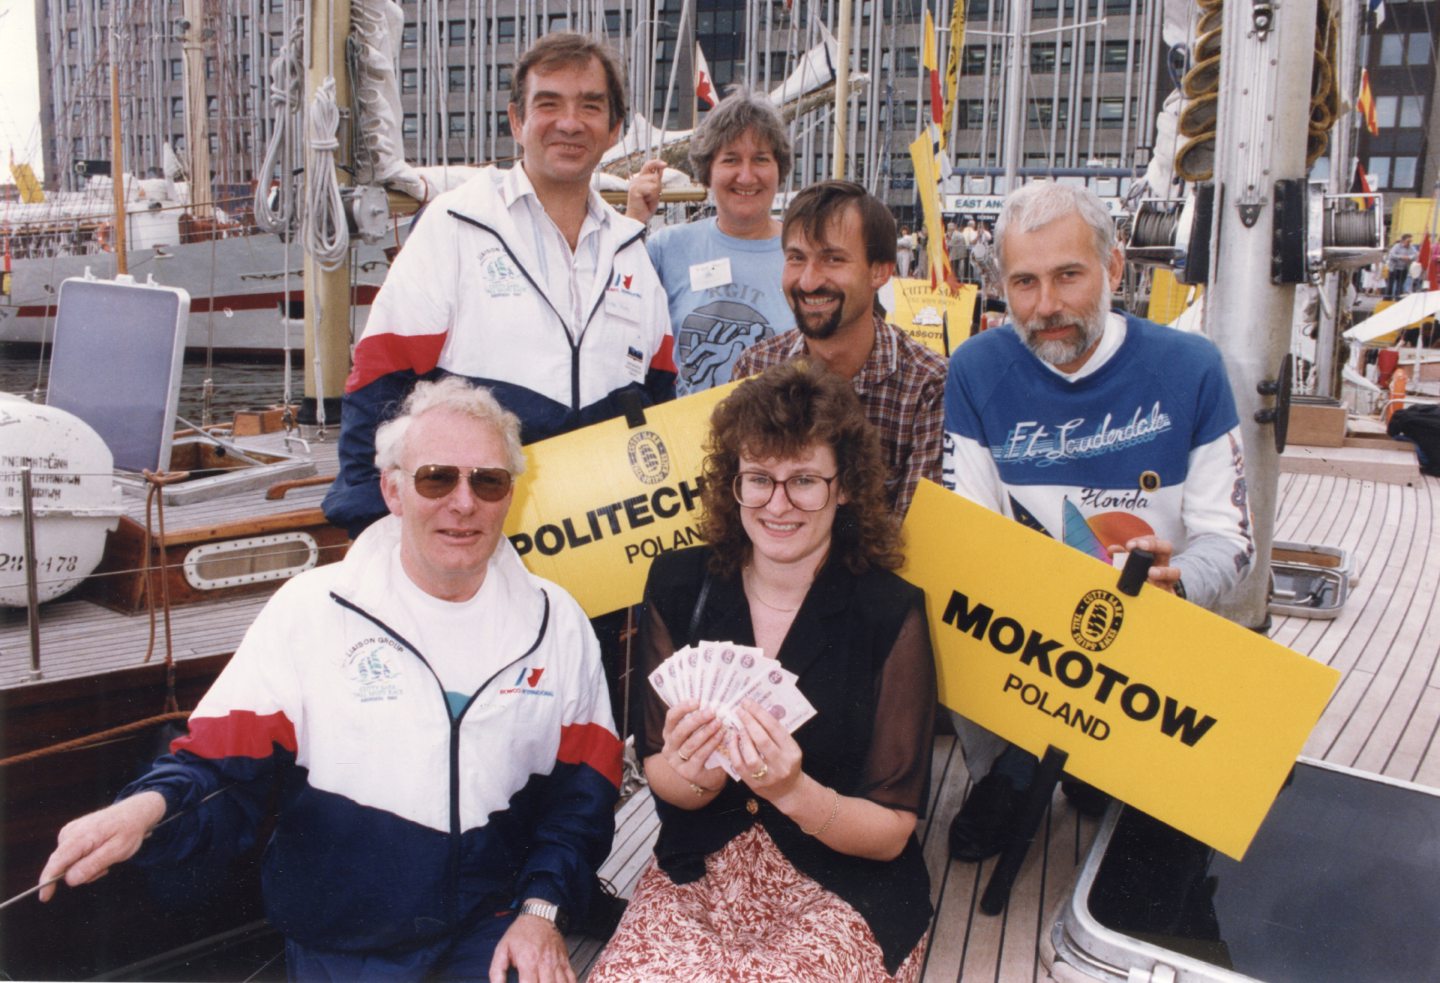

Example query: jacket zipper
[449,210,647,413]
[330,589,552,925]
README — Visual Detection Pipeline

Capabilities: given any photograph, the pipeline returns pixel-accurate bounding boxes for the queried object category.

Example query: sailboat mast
[181,1,212,219]
[301,0,353,430]
[831,0,853,178]
[1207,0,1321,629]
[108,10,128,276]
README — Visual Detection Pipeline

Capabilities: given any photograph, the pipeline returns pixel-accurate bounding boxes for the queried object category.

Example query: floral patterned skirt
[588,825,927,983]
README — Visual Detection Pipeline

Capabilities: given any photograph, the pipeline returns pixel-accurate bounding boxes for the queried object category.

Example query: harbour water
[0,349,304,424]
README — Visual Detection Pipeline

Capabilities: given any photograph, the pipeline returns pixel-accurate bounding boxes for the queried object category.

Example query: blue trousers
[285,910,521,982]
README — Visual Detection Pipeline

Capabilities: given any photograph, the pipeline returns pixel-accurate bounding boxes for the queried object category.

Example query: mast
[301,0,353,431]
[1000,0,1029,190]
[181,0,212,219]
[1206,0,1321,628]
[832,0,853,178]
[108,5,127,276]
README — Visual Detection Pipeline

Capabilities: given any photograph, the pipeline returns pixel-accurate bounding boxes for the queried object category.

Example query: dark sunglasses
[405,464,513,502]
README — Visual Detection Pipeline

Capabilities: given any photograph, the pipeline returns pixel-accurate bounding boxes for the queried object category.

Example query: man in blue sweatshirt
[941,182,1253,861]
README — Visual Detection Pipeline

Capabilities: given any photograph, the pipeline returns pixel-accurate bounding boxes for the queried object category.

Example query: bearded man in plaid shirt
[732,181,947,517]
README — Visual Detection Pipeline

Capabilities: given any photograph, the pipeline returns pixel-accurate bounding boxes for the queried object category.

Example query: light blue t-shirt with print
[647,217,793,395]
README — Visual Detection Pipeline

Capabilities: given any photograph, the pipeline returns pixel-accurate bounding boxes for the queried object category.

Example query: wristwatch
[519,899,569,933]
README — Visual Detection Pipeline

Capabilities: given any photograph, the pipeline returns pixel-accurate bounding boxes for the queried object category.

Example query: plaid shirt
[733,314,947,517]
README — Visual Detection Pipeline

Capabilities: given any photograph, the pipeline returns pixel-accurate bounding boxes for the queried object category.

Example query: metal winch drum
[0,395,126,606]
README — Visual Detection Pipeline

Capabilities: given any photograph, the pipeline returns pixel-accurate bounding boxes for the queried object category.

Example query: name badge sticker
[607,286,642,323]
[689,257,733,292]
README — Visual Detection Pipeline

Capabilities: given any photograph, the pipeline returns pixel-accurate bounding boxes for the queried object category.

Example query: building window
[1406,32,1431,64]
[171,59,184,80]
[401,68,418,93]
[448,113,466,138]
[403,114,418,139]
[171,97,185,118]
[66,29,78,49]
[1376,95,1398,129]
[1368,156,1391,189]
[205,57,216,79]
[1392,156,1418,190]
[402,23,418,48]
[497,17,516,42]
[448,66,467,92]
[447,20,468,46]
[497,65,513,89]
[1399,95,1424,128]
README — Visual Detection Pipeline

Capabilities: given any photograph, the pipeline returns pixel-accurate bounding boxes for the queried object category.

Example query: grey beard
[1018,287,1110,367]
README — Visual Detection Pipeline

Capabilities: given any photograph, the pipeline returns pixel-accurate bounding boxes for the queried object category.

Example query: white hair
[994,182,1116,276]
[374,376,526,476]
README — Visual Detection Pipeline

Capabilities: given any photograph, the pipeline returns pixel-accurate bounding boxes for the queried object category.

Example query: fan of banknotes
[648,640,817,780]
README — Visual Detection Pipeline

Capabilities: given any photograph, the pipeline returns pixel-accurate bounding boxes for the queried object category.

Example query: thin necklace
[744,566,806,614]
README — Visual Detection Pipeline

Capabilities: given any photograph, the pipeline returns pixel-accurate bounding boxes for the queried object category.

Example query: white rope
[303,76,350,272]
[254,17,304,235]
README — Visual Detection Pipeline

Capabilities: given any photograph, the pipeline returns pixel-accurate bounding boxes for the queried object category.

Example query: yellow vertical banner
[910,130,950,284]
[942,0,967,141]
[504,384,736,617]
[899,482,1340,860]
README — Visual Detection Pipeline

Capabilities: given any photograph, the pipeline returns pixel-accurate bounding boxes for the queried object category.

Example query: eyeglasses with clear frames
[732,471,838,512]
[404,464,513,502]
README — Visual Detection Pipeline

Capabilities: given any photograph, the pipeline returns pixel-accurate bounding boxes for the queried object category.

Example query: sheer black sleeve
[856,598,936,816]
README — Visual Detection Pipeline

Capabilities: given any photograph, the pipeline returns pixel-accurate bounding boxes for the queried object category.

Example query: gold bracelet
[689,781,715,797]
[801,786,841,836]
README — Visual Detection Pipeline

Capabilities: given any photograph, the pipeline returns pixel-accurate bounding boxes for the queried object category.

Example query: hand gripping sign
[899,481,1339,862]
[504,384,737,618]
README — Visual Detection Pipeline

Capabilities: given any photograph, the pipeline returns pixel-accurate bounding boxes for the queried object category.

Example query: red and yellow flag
[1357,68,1379,136]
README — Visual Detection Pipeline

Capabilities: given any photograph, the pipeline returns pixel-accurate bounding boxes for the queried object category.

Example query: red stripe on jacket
[346,330,449,392]
[173,710,299,759]
[649,332,677,375]
[557,721,623,790]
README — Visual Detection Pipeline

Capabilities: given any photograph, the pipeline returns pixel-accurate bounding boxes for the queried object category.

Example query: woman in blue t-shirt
[629,89,795,395]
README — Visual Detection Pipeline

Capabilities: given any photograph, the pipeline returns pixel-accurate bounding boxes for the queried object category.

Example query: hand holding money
[648,641,817,782]
[660,702,728,790]
[728,698,804,800]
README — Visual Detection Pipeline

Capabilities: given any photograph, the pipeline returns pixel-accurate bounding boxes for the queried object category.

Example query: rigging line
[0,782,240,914]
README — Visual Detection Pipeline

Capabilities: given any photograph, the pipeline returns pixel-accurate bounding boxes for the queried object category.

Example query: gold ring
[677,750,691,762]
[751,764,769,780]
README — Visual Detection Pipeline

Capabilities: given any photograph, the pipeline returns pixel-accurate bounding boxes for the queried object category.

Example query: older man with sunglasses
[39,378,620,983]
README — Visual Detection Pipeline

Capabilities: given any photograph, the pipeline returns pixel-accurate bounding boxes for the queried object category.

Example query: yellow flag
[909,130,950,286]
[10,162,44,204]
[942,1,967,140]
[922,10,938,71]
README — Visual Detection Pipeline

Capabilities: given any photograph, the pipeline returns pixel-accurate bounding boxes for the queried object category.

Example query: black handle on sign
[617,389,647,429]
[980,745,1069,915]
[1116,548,1155,597]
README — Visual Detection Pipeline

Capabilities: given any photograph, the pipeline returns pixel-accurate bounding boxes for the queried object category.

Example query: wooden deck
[571,468,1440,981]
[0,431,339,689]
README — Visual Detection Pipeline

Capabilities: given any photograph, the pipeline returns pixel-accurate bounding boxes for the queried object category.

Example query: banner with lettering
[505,384,735,617]
[887,278,977,355]
[900,481,1339,859]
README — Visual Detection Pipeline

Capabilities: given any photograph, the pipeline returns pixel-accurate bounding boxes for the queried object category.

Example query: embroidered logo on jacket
[343,637,405,702]
[480,249,526,298]
[498,665,556,698]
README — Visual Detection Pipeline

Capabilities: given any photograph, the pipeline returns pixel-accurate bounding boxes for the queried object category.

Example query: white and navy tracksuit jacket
[123,517,621,956]
[323,166,676,535]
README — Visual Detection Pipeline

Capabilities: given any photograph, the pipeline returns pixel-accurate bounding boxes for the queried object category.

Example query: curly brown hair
[700,360,902,577]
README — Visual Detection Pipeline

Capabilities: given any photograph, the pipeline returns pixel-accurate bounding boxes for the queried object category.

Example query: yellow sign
[888,278,976,356]
[900,481,1339,860]
[10,162,44,204]
[505,384,735,617]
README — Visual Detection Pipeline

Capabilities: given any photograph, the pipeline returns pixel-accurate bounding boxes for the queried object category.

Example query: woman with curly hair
[589,360,937,982]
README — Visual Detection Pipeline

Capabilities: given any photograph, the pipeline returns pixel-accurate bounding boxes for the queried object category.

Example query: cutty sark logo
[1071,589,1124,652]
[627,431,670,485]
